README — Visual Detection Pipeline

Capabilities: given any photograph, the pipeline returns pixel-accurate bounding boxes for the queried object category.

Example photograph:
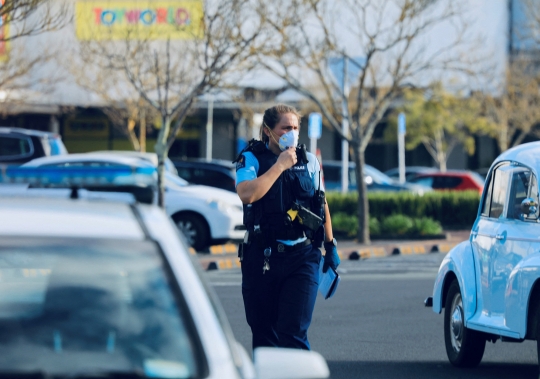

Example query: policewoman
[235,103,340,351]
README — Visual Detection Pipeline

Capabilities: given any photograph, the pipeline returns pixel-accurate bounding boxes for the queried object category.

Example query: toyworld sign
[75,0,203,40]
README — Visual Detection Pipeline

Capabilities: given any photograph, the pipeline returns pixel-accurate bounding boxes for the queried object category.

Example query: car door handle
[495,234,504,240]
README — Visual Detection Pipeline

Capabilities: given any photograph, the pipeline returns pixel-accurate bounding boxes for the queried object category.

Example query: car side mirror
[521,198,538,217]
[254,347,330,379]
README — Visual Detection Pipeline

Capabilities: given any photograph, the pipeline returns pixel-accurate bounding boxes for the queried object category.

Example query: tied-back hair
[259,103,302,144]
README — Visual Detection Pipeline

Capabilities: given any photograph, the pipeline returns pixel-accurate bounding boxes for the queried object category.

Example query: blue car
[426,141,540,368]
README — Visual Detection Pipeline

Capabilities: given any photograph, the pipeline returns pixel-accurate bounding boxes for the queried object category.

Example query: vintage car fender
[432,240,477,321]
[505,254,540,337]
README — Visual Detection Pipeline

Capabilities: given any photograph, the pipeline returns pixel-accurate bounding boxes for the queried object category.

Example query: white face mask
[277,130,299,151]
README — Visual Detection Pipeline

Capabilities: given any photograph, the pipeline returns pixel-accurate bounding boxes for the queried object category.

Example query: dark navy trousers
[241,241,321,351]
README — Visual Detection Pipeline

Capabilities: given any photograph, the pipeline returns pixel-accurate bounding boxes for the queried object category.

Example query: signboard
[327,56,365,90]
[398,112,406,134]
[75,0,204,40]
[308,112,322,139]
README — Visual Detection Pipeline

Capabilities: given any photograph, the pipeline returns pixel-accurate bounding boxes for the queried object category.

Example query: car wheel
[173,213,209,251]
[444,280,486,367]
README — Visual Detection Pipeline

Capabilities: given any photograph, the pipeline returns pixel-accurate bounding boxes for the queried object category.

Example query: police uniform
[235,140,325,351]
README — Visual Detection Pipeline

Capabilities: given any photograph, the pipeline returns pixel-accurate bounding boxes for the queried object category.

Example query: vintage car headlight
[207,199,242,213]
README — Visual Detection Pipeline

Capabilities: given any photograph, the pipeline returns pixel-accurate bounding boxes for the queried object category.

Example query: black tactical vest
[237,140,315,241]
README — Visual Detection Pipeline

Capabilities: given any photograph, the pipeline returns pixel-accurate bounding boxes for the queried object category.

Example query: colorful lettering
[125,9,140,24]
[167,7,174,24]
[115,9,125,24]
[176,8,189,25]
[91,7,192,26]
[93,8,102,24]
[156,8,167,24]
[101,10,116,26]
[140,9,155,25]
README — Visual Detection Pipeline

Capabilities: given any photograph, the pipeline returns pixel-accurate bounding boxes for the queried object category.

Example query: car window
[196,170,235,191]
[489,165,513,218]
[348,167,357,186]
[0,237,204,377]
[364,165,392,184]
[432,176,463,189]
[481,172,494,217]
[176,167,195,182]
[48,138,68,156]
[411,177,433,188]
[0,136,32,158]
[166,172,189,188]
[322,166,339,182]
[507,166,539,220]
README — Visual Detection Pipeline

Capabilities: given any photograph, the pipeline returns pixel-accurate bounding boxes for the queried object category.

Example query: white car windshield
[364,165,393,184]
[0,237,204,378]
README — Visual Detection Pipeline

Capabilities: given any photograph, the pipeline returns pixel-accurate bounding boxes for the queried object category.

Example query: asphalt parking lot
[194,230,471,271]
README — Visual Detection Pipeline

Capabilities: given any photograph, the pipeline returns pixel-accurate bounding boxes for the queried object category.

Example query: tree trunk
[499,128,509,152]
[352,144,370,244]
[154,114,171,208]
[126,119,141,152]
[140,108,146,153]
[439,157,447,172]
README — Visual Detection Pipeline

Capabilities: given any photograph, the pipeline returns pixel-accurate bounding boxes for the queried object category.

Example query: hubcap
[176,220,196,245]
[450,293,464,352]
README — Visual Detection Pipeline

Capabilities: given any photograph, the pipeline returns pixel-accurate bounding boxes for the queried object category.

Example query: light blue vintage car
[426,141,540,368]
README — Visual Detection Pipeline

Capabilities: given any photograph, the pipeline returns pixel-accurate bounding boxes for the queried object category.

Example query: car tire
[444,280,486,368]
[173,213,209,251]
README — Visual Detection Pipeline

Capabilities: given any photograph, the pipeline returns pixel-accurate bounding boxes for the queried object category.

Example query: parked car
[0,127,67,164]
[384,166,438,182]
[90,150,179,176]
[22,154,244,250]
[322,160,431,195]
[0,170,330,378]
[425,141,540,369]
[172,158,236,192]
[408,170,485,194]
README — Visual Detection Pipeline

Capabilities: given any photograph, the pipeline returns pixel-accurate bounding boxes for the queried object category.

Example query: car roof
[493,141,540,171]
[385,166,437,175]
[172,158,235,169]
[89,150,175,165]
[414,170,477,177]
[23,153,154,167]
[0,197,146,239]
[0,127,60,138]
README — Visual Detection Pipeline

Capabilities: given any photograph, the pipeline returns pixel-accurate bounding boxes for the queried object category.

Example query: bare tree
[256,0,480,243]
[73,0,264,206]
[64,61,157,152]
[387,83,493,171]
[0,0,69,110]
[481,60,540,152]
[1,0,69,42]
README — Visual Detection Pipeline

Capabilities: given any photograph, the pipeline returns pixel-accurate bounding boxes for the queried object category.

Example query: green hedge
[327,190,480,229]
[332,213,443,238]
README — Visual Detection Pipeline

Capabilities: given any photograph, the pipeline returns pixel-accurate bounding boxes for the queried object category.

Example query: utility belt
[238,228,312,261]
[270,238,312,253]
[256,227,305,243]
